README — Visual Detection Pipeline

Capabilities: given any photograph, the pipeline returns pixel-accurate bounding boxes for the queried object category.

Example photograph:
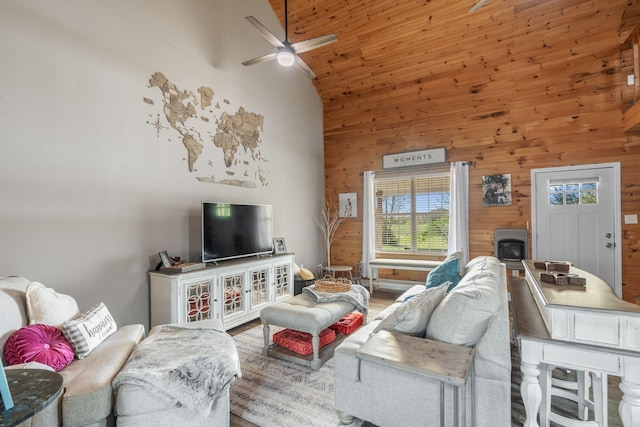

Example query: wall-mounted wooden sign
[382,147,446,169]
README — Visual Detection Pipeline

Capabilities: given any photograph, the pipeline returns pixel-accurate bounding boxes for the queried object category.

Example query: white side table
[323,265,353,279]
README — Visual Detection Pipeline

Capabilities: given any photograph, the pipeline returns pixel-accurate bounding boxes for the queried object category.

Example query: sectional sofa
[334,255,511,427]
[0,276,144,427]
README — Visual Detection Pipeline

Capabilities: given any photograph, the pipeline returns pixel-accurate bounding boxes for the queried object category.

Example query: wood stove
[494,229,528,270]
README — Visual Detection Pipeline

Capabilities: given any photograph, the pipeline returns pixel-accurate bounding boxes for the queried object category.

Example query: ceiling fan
[242,0,337,79]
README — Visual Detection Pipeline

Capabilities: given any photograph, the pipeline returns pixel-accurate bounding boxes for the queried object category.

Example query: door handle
[606,242,615,248]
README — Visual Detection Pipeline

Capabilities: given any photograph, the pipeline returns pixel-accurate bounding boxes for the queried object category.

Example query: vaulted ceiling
[266,0,637,107]
[264,0,524,103]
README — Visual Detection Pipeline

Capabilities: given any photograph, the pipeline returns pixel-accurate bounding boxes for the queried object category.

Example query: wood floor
[227,288,623,427]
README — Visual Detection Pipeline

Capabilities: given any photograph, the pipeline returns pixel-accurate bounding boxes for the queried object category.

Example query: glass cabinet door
[222,272,246,318]
[250,267,269,308]
[273,262,291,299]
[184,280,212,322]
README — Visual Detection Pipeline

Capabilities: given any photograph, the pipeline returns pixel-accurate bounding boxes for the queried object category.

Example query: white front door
[531,163,621,296]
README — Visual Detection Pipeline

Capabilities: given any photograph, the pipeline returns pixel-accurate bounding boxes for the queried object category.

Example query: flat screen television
[201,202,274,263]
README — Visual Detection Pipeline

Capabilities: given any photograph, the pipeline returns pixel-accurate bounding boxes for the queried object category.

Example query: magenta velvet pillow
[4,324,75,371]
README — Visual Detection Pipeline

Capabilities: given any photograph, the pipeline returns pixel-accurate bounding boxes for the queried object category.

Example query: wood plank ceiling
[265,1,639,117]
[266,0,532,104]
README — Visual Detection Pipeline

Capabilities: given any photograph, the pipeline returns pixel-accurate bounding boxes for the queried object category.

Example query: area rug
[230,325,364,427]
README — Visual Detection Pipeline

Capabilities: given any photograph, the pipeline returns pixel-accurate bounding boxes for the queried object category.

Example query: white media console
[149,253,294,330]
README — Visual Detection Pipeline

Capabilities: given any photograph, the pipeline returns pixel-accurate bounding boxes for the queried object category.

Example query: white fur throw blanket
[303,284,370,314]
[113,325,241,417]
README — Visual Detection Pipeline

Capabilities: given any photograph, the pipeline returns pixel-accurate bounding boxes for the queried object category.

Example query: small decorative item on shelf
[159,262,206,274]
[539,272,586,286]
[273,237,287,255]
[534,260,584,286]
[545,261,571,272]
[533,260,571,271]
[159,251,172,268]
[314,275,352,293]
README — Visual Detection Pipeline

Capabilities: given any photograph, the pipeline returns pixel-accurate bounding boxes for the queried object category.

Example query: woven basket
[314,275,352,293]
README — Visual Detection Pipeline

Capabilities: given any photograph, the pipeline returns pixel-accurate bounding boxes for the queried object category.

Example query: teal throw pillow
[426,257,460,292]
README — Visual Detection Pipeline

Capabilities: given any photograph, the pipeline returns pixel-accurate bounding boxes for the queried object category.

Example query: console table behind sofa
[367,258,442,293]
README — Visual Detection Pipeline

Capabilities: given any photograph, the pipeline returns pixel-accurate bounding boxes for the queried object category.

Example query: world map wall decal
[144,72,268,188]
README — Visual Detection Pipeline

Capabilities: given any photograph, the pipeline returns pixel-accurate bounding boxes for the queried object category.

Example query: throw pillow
[425,271,501,346]
[299,267,314,280]
[4,324,75,371]
[426,256,461,292]
[373,282,448,337]
[273,328,336,355]
[447,250,465,275]
[26,282,80,328]
[62,302,117,359]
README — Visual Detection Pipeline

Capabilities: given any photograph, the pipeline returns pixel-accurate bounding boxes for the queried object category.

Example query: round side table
[323,265,353,280]
[1,369,63,427]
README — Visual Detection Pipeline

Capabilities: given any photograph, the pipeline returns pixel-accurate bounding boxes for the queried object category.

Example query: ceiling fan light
[277,48,296,67]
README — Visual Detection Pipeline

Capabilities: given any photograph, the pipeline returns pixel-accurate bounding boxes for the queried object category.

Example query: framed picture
[273,237,287,254]
[482,174,512,206]
[158,251,172,268]
[339,192,357,217]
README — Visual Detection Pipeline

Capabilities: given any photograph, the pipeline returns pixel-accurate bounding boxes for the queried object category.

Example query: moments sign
[382,148,446,169]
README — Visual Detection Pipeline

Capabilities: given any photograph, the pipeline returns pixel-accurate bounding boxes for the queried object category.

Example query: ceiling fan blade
[245,16,284,48]
[242,52,278,66]
[468,0,489,13]
[290,34,337,54]
[294,56,316,79]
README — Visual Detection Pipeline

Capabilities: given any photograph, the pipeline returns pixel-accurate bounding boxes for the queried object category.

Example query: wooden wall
[321,0,640,304]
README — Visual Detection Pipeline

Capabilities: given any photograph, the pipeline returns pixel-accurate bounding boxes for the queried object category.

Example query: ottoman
[113,319,239,427]
[260,292,363,370]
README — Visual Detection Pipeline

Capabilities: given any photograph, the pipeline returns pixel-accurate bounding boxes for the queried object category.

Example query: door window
[548,179,599,206]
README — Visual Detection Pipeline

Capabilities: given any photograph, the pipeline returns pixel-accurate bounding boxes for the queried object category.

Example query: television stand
[149,254,294,330]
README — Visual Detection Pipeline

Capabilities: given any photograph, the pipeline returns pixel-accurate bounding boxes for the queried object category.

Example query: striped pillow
[62,302,117,359]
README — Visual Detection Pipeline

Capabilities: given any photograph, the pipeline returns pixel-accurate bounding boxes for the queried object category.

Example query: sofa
[1,276,145,427]
[334,255,511,427]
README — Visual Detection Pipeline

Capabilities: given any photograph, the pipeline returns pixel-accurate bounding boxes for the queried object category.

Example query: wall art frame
[482,174,512,206]
[339,192,357,217]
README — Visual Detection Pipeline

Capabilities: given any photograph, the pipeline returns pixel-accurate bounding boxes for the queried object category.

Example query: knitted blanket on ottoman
[302,284,370,314]
[113,325,241,417]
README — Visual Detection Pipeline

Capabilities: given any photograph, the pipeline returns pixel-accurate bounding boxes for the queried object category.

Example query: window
[375,172,450,254]
[548,179,599,206]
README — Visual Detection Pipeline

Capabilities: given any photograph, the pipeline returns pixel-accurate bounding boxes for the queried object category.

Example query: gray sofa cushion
[425,257,501,346]
[372,282,447,337]
[60,324,145,426]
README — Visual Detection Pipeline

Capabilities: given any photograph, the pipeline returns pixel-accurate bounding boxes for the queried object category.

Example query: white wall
[0,0,325,328]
